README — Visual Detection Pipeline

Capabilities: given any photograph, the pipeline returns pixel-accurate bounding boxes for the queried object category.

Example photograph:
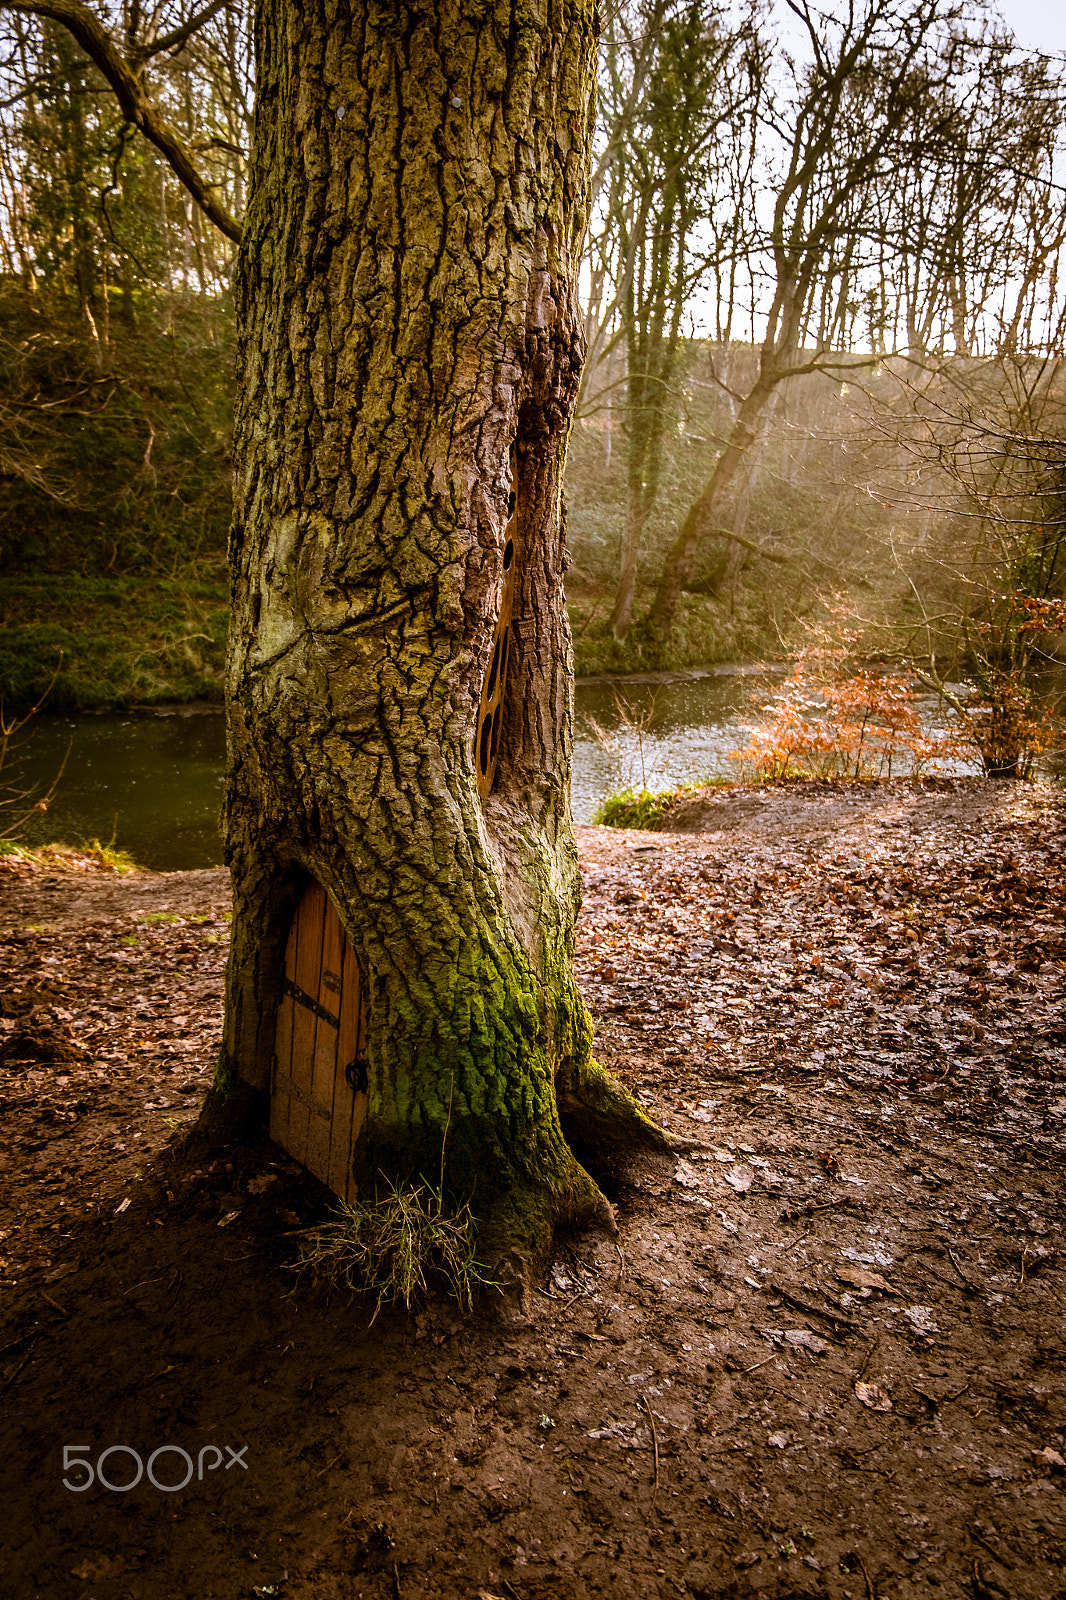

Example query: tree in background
[0,3,248,296]
[867,355,1066,777]
[579,0,758,638]
[0,2,249,698]
[647,0,972,643]
[571,0,1066,660]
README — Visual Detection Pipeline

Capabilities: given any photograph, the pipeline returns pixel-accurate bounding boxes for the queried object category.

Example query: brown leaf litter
[0,776,1062,1600]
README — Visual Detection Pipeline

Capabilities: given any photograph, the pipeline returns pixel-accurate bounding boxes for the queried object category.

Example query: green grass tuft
[593,785,676,830]
[291,1177,493,1322]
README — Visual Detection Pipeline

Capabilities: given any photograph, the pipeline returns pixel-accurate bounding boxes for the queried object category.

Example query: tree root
[479,1059,673,1319]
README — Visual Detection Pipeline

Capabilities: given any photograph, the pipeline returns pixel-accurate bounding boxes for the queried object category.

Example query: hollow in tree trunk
[200,0,667,1296]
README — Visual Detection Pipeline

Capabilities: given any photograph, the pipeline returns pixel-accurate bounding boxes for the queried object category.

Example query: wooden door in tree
[271,882,367,1200]
[475,452,518,799]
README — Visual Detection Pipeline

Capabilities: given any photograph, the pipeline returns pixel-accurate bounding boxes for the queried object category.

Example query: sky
[994,0,1066,54]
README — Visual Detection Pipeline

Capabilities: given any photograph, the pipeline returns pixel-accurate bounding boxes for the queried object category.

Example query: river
[8,668,980,871]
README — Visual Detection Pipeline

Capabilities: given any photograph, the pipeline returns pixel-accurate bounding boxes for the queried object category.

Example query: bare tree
[644,0,978,645]
[858,354,1066,775]
[581,0,759,638]
[0,0,246,247]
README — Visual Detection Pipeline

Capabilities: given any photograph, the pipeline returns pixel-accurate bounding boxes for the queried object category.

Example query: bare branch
[0,0,242,242]
[130,0,233,62]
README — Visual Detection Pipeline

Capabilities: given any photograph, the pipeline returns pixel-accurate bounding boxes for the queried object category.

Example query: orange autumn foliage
[729,664,961,780]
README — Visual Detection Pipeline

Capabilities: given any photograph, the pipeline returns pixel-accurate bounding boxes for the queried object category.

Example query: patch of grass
[0,838,140,872]
[141,911,181,924]
[594,774,748,830]
[593,786,676,830]
[87,839,139,874]
[292,1177,492,1322]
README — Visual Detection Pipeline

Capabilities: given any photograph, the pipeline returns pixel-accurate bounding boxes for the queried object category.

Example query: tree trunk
[610,476,644,640]
[202,0,666,1291]
[646,368,781,642]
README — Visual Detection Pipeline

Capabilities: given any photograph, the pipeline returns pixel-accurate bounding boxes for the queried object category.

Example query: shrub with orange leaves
[729,660,962,780]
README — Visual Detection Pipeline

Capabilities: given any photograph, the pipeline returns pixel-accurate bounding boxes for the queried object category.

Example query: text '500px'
[62,1444,249,1491]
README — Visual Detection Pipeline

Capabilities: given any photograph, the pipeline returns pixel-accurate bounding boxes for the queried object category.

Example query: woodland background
[0,0,1064,782]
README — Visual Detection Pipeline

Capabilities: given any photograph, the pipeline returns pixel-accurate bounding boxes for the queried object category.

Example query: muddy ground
[0,777,1063,1600]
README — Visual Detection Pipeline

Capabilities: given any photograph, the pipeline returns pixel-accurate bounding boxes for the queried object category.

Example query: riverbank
[7,672,795,867]
[0,576,784,713]
[1,777,1063,1598]
[0,569,230,712]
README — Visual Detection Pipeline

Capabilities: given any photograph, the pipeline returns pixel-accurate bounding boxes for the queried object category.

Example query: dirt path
[1,777,1063,1600]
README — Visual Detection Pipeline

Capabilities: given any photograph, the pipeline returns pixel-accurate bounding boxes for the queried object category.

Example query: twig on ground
[967,1524,1015,1570]
[0,1331,35,1362]
[0,1337,37,1390]
[946,1246,980,1293]
[770,1280,856,1335]
[1018,1244,1036,1287]
[641,1394,660,1511]
[854,1342,877,1384]
[856,1551,877,1600]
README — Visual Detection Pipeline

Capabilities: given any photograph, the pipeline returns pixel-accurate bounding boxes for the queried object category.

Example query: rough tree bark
[203,0,666,1286]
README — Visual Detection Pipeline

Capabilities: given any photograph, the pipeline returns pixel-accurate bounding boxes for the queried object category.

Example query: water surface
[9,669,978,871]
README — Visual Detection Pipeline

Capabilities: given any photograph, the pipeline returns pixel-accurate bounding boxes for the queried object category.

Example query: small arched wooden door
[271,883,367,1201]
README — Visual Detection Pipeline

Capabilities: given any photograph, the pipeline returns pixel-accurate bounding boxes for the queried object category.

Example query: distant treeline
[0,0,1063,739]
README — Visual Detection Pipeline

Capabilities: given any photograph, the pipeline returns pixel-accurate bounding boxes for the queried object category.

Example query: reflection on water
[571,669,780,824]
[9,667,984,871]
[10,711,227,872]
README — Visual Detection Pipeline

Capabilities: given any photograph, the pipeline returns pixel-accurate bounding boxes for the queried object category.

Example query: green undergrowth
[291,1178,493,1322]
[593,775,742,830]
[0,568,228,710]
[0,838,140,872]
[0,284,233,580]
[0,283,232,711]
[592,785,678,829]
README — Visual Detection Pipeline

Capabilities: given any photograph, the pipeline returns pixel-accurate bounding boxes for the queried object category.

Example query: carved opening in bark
[271,880,368,1200]
[475,447,519,801]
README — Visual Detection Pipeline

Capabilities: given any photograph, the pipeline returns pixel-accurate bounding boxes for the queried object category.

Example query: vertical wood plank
[269,909,300,1153]
[329,933,365,1201]
[286,883,326,1165]
[268,994,294,1152]
[305,898,345,1184]
[352,963,368,1146]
